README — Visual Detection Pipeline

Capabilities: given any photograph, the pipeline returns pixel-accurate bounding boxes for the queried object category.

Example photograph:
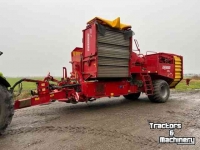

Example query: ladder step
[144,77,150,78]
[145,83,151,85]
[141,73,153,95]
[144,78,150,81]
[146,89,153,91]
[146,86,152,88]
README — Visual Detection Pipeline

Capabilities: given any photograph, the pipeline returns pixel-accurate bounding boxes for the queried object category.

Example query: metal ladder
[141,73,153,95]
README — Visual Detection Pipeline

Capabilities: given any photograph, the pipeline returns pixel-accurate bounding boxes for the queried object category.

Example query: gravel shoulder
[0,90,200,150]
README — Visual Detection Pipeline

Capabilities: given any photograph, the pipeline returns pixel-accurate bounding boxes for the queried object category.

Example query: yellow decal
[50,94,54,97]
[73,51,81,56]
[35,97,39,101]
[41,83,45,86]
[42,88,46,91]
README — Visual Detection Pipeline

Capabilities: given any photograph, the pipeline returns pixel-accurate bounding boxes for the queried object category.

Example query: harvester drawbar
[11,69,82,109]
[1,17,183,134]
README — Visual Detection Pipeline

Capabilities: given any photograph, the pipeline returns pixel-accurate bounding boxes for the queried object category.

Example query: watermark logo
[149,122,195,145]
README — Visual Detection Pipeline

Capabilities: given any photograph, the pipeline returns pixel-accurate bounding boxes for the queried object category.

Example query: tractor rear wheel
[123,92,141,100]
[148,80,170,103]
[0,84,14,135]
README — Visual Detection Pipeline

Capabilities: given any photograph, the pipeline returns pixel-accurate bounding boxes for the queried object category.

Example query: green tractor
[0,51,14,135]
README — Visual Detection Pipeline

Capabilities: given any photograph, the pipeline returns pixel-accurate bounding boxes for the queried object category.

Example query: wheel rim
[0,104,1,117]
[0,104,2,126]
[160,85,168,98]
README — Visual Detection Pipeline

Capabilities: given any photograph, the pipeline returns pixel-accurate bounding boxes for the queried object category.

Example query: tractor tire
[0,84,14,135]
[123,92,141,100]
[148,80,170,103]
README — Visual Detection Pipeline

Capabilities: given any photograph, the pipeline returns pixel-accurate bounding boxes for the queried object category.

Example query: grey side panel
[98,66,129,78]
[97,28,131,78]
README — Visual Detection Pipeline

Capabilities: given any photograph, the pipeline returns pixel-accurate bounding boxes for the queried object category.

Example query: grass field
[7,77,62,90]
[7,77,43,90]
[175,79,200,91]
[7,77,61,99]
[6,77,200,100]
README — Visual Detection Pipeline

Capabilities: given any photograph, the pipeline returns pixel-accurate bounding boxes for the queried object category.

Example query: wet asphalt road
[0,90,200,150]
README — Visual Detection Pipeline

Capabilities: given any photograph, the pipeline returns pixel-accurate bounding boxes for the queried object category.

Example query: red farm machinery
[0,17,183,134]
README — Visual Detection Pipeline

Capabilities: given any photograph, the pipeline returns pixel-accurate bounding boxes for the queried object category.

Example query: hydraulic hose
[10,78,81,96]
[10,79,26,94]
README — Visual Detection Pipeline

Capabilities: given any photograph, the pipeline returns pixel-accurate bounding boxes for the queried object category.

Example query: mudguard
[0,73,10,87]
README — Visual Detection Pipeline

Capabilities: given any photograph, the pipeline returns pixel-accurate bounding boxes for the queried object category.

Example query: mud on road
[0,90,200,150]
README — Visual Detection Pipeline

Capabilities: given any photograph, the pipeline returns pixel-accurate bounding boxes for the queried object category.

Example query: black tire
[123,92,141,100]
[148,80,170,103]
[0,84,14,135]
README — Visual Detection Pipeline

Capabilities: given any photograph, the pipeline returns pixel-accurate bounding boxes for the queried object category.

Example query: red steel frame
[13,19,183,110]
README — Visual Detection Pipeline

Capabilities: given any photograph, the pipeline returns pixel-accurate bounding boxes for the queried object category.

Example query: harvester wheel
[123,92,141,100]
[148,80,170,103]
[0,84,14,135]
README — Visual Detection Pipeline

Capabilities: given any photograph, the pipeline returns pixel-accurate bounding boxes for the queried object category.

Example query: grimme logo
[87,33,90,51]
[162,66,171,70]
[149,122,195,145]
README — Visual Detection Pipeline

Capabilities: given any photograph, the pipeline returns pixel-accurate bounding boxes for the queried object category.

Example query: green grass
[7,77,62,100]
[175,79,200,91]
[7,77,44,90]
[7,77,62,90]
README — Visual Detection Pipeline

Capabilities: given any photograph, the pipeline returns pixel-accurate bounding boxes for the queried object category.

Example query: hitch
[11,68,82,110]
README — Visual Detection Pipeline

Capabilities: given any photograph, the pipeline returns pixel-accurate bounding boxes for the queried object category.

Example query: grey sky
[0,0,199,77]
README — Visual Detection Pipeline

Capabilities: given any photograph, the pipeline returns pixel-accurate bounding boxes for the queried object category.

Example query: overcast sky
[0,0,199,77]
